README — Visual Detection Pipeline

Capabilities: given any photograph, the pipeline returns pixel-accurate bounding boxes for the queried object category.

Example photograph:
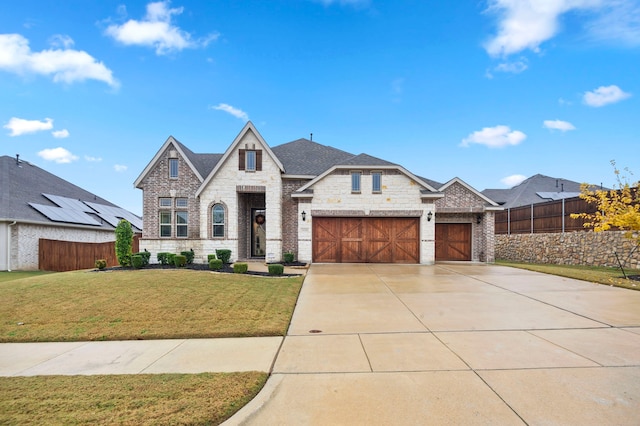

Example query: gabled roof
[271,138,355,176]
[440,177,501,208]
[338,153,397,167]
[481,174,585,208]
[134,136,211,188]
[0,155,141,230]
[195,122,285,197]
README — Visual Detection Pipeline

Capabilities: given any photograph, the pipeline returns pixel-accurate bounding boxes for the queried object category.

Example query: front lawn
[496,260,639,291]
[0,269,304,342]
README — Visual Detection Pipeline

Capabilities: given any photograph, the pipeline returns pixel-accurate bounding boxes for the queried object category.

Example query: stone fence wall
[495,230,640,269]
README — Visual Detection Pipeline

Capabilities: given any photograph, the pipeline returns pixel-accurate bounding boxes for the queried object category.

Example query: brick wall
[282,178,308,257]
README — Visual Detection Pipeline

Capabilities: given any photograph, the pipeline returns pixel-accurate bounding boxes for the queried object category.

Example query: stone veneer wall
[495,231,640,269]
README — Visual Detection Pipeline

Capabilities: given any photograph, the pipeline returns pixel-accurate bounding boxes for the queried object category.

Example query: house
[134,122,502,264]
[481,174,585,209]
[0,155,142,271]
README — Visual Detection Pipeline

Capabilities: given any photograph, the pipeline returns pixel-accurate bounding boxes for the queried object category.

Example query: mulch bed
[95,262,306,277]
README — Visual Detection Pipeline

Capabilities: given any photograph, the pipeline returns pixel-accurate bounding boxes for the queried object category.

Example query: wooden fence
[39,237,140,272]
[495,197,598,234]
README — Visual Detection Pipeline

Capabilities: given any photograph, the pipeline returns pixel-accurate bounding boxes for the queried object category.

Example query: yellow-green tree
[572,162,640,243]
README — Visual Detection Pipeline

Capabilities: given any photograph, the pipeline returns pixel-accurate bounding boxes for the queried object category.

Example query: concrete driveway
[229,263,640,425]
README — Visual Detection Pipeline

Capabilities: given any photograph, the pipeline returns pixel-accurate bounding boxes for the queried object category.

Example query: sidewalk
[0,337,282,376]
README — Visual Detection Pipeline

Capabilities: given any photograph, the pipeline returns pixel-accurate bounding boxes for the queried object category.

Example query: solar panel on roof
[42,194,95,212]
[29,203,102,226]
[84,202,143,231]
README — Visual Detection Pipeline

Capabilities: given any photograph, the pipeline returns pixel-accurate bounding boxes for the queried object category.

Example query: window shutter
[256,150,262,171]
[238,149,245,170]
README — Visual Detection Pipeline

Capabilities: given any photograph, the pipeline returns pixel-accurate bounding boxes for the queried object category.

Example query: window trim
[169,158,179,179]
[176,211,188,238]
[175,198,188,208]
[212,204,225,238]
[351,171,362,193]
[245,150,256,172]
[159,197,172,208]
[159,211,172,238]
[372,171,382,193]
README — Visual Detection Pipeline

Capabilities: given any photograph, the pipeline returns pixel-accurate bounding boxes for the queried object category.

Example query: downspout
[7,221,16,272]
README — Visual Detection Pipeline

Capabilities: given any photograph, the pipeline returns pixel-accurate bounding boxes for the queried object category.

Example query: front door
[251,208,266,257]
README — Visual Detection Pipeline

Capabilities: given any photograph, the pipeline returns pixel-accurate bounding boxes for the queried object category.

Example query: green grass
[496,260,640,290]
[0,271,54,283]
[0,372,267,425]
[0,268,304,424]
[0,269,304,342]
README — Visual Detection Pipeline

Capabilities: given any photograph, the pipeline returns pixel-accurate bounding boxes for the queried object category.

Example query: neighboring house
[0,155,142,271]
[482,174,586,209]
[135,122,501,264]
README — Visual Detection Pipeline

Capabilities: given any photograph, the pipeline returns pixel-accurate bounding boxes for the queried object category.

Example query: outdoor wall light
[427,211,432,222]
[476,214,482,224]
[301,211,307,221]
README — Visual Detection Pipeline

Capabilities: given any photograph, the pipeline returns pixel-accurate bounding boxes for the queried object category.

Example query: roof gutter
[6,221,16,272]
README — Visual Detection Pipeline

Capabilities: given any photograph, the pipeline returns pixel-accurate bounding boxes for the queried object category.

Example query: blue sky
[1,0,638,216]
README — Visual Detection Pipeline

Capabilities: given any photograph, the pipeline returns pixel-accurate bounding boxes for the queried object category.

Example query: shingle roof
[0,155,141,230]
[481,174,585,208]
[337,153,397,167]
[271,138,356,175]
[172,139,222,179]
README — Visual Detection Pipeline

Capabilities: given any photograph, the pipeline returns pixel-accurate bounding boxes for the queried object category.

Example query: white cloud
[0,33,118,87]
[85,155,102,162]
[586,0,640,46]
[583,85,631,107]
[105,1,218,55]
[494,59,528,74]
[461,125,526,148]
[211,103,249,121]
[38,147,78,164]
[114,164,128,172]
[501,174,527,187]
[543,119,576,131]
[484,0,602,57]
[52,129,70,138]
[4,117,53,136]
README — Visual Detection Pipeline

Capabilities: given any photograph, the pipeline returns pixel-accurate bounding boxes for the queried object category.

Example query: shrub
[207,254,217,262]
[216,249,232,264]
[133,251,150,266]
[131,254,144,269]
[268,264,284,276]
[181,250,195,265]
[209,258,223,271]
[174,255,187,267]
[157,252,170,265]
[167,253,176,265]
[95,259,107,270]
[233,262,248,274]
[114,219,133,267]
[283,251,295,263]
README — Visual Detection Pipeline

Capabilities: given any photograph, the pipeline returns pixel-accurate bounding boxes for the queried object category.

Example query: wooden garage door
[313,217,419,263]
[435,223,471,261]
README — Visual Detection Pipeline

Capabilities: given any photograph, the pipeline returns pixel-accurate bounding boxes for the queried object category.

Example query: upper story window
[238,149,262,171]
[159,211,171,237]
[351,171,361,193]
[372,172,382,193]
[169,158,179,178]
[212,204,225,238]
[159,197,172,207]
[175,198,188,208]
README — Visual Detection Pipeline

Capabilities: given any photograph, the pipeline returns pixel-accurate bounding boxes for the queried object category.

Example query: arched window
[212,204,225,238]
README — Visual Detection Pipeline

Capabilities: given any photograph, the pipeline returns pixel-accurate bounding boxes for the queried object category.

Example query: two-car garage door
[312,218,472,263]
[312,217,419,263]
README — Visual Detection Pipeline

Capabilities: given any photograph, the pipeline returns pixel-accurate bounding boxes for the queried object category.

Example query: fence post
[507,208,511,235]
[531,204,534,234]
[562,198,565,234]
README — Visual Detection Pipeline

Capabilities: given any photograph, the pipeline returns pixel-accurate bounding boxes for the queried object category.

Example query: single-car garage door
[313,217,419,263]
[435,223,471,261]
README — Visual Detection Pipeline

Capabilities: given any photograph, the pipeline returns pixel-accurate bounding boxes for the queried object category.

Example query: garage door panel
[435,223,471,261]
[313,217,419,263]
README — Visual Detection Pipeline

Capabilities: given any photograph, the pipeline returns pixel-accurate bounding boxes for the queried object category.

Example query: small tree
[115,219,134,267]
[572,161,640,243]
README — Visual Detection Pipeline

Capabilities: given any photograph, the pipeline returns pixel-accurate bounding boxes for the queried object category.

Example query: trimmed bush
[216,249,232,264]
[133,251,150,266]
[207,254,217,262]
[167,253,176,265]
[268,264,284,276]
[174,255,187,267]
[95,259,107,270]
[283,251,295,263]
[131,254,144,269]
[157,252,170,265]
[233,262,248,274]
[209,258,223,271]
[181,250,195,265]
